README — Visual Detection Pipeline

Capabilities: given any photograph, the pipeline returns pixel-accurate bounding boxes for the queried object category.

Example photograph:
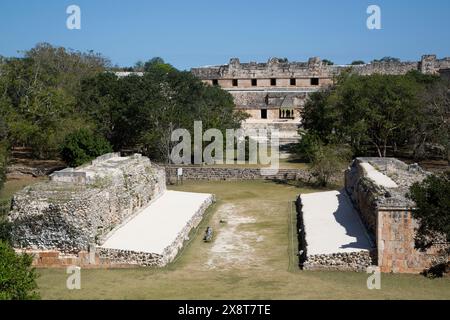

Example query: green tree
[59,129,113,167]
[0,43,108,159]
[301,73,424,157]
[78,62,248,162]
[0,241,40,300]
[408,172,450,251]
[350,60,365,65]
[373,56,401,63]
[322,59,334,66]
[310,144,352,187]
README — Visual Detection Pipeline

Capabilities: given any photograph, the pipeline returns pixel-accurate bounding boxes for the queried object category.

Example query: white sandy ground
[300,191,373,255]
[360,162,398,188]
[100,191,213,255]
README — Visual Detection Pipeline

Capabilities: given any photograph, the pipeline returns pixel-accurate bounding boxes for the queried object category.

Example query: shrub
[59,129,113,167]
[0,240,40,300]
[408,171,450,250]
[310,144,352,187]
[294,131,323,162]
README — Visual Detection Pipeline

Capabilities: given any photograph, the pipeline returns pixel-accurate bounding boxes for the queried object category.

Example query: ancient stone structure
[191,55,450,145]
[10,153,166,253]
[8,153,214,267]
[296,190,375,272]
[345,158,449,273]
[165,166,311,182]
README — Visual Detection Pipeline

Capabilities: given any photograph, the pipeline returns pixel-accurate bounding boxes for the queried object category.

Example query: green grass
[36,180,450,300]
[0,176,46,202]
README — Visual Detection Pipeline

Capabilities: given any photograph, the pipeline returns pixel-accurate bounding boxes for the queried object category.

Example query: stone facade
[191,55,450,145]
[345,157,449,273]
[9,153,166,255]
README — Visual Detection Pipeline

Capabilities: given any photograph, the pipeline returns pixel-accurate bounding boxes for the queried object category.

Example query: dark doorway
[261,109,268,119]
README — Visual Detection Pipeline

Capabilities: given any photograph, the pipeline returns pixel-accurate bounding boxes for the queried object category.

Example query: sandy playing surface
[300,191,373,255]
[100,190,213,255]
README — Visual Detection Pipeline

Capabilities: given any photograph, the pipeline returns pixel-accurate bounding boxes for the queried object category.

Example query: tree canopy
[0,43,248,165]
[408,171,450,251]
[299,71,449,159]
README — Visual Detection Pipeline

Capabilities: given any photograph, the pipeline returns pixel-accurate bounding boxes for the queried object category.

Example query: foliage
[350,60,365,65]
[408,172,450,251]
[310,144,352,187]
[0,141,7,191]
[78,65,248,162]
[0,43,109,159]
[322,59,334,66]
[300,72,449,158]
[0,240,40,300]
[59,129,113,167]
[373,56,401,63]
[294,131,323,162]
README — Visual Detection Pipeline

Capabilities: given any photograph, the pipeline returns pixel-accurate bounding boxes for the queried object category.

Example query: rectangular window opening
[232,79,238,87]
[290,78,296,86]
[251,79,257,86]
[311,78,319,86]
[270,78,277,86]
[261,109,268,119]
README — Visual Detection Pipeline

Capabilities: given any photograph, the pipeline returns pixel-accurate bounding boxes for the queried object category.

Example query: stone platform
[98,191,215,266]
[298,190,374,271]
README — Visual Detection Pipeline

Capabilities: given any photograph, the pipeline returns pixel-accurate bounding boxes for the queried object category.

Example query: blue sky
[0,0,449,70]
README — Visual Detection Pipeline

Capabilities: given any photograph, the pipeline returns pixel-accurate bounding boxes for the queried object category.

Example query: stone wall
[377,209,448,273]
[302,252,374,272]
[165,166,311,182]
[191,55,450,81]
[9,154,166,254]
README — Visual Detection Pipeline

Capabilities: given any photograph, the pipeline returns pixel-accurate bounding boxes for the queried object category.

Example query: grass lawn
[37,180,450,299]
[0,176,46,202]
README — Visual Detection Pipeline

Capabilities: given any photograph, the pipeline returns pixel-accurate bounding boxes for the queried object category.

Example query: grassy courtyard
[36,180,450,299]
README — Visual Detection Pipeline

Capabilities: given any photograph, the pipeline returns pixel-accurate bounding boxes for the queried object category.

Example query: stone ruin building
[8,153,214,267]
[191,55,450,145]
[297,157,448,273]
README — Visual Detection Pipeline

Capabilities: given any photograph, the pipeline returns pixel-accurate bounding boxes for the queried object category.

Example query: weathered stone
[8,153,166,254]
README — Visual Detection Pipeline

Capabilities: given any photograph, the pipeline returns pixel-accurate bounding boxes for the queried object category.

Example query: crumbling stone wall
[9,154,166,254]
[165,166,311,182]
[345,157,448,273]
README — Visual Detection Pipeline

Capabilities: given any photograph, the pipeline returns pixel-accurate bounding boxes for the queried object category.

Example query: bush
[408,171,450,250]
[294,131,323,162]
[0,240,40,300]
[310,144,352,187]
[59,129,113,167]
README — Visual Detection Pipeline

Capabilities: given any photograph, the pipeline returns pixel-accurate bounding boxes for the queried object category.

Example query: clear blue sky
[1,0,449,70]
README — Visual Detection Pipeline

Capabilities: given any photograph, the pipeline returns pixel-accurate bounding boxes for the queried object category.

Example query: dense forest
[296,70,450,162]
[0,43,248,187]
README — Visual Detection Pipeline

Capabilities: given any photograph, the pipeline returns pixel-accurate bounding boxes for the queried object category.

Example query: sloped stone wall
[97,194,215,267]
